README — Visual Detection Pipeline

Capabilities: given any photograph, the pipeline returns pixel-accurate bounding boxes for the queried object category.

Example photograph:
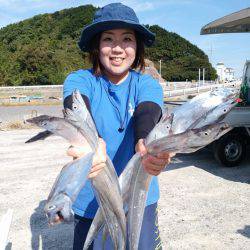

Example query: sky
[0,0,249,77]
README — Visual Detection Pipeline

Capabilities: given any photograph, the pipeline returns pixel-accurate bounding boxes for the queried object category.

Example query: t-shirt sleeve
[63,70,93,101]
[137,74,164,108]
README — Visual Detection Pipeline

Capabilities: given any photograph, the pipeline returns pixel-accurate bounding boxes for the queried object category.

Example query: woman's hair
[89,32,145,76]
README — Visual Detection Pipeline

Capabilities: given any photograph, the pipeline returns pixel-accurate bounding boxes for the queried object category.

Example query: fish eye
[204,132,208,135]
[48,205,56,210]
[72,104,77,110]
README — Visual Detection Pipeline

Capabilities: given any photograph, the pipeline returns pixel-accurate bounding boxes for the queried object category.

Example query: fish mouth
[26,115,50,124]
[45,206,65,225]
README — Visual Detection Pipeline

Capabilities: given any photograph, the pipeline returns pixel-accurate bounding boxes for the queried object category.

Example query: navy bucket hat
[78,2,155,52]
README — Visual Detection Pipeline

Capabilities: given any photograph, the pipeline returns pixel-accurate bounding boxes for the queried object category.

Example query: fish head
[72,90,88,119]
[212,99,237,121]
[212,87,239,102]
[193,123,231,142]
[146,113,173,143]
[26,115,57,131]
[156,113,173,137]
[44,193,73,225]
[63,108,80,124]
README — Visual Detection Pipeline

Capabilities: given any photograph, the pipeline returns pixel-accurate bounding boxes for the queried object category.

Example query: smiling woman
[98,29,137,83]
[62,2,173,250]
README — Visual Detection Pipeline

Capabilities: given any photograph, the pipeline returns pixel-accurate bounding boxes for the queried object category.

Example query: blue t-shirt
[63,69,163,218]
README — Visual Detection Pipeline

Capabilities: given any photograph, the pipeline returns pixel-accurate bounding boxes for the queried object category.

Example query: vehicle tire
[213,134,246,167]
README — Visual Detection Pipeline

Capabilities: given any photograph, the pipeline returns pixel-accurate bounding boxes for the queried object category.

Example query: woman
[63,3,173,249]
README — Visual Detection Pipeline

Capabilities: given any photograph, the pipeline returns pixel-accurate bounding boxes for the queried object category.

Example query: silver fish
[26,115,90,148]
[127,87,237,250]
[191,99,237,129]
[27,115,95,224]
[25,89,98,144]
[83,153,141,250]
[147,123,231,154]
[66,90,126,250]
[45,152,94,225]
[170,87,237,134]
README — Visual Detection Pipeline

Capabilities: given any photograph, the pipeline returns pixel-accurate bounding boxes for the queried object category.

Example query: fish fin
[25,130,53,143]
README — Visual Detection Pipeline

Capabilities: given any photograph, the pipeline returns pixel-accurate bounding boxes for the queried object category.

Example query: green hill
[0,5,216,86]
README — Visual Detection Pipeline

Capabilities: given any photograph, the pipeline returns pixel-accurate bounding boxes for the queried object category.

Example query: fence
[0,81,242,100]
[163,81,241,98]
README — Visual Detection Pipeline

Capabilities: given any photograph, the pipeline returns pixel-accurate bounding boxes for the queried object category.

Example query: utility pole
[203,68,205,85]
[198,68,201,86]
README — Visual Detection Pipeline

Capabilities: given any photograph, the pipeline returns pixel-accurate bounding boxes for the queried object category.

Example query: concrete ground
[1,128,249,250]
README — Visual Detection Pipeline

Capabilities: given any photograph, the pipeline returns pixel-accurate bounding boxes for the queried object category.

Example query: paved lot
[1,129,249,249]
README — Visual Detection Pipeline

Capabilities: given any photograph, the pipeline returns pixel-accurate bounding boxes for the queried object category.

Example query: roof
[200,7,250,35]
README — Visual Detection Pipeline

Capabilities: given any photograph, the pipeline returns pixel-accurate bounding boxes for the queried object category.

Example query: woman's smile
[110,56,124,66]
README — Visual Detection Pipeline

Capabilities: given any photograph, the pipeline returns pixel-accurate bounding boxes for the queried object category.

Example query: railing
[0,85,62,90]
[0,81,242,99]
[163,81,241,98]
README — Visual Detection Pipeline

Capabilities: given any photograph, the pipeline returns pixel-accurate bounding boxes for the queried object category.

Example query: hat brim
[78,20,155,52]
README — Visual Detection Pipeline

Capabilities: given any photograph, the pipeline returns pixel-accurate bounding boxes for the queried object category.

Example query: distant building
[216,62,235,82]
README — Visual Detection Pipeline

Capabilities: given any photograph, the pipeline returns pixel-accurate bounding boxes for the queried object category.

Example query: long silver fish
[87,88,238,249]
[65,90,126,250]
[26,116,95,223]
[127,124,231,250]
[170,87,238,134]
[25,89,98,145]
[127,87,238,250]
[147,123,231,154]
[26,115,90,148]
[83,153,141,250]
[45,152,94,225]
[191,99,237,129]
[27,91,126,249]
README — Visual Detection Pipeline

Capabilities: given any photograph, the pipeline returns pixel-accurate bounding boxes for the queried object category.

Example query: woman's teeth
[111,57,123,62]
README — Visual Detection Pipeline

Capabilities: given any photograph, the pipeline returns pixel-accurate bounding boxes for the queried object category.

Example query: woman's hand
[135,139,175,176]
[67,138,107,178]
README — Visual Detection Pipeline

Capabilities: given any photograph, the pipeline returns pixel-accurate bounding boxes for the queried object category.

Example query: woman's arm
[133,101,162,143]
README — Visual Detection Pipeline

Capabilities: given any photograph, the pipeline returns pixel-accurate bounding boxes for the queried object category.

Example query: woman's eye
[103,37,112,42]
[124,37,132,42]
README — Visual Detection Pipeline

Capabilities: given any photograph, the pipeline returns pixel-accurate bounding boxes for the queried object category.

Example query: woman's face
[99,28,137,83]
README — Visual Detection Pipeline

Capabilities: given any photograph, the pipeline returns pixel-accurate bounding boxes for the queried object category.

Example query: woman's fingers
[144,168,161,176]
[92,138,106,165]
[88,138,107,178]
[67,145,92,158]
[88,162,106,178]
[142,150,175,175]
[143,154,168,167]
[135,139,147,156]
[156,151,175,159]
